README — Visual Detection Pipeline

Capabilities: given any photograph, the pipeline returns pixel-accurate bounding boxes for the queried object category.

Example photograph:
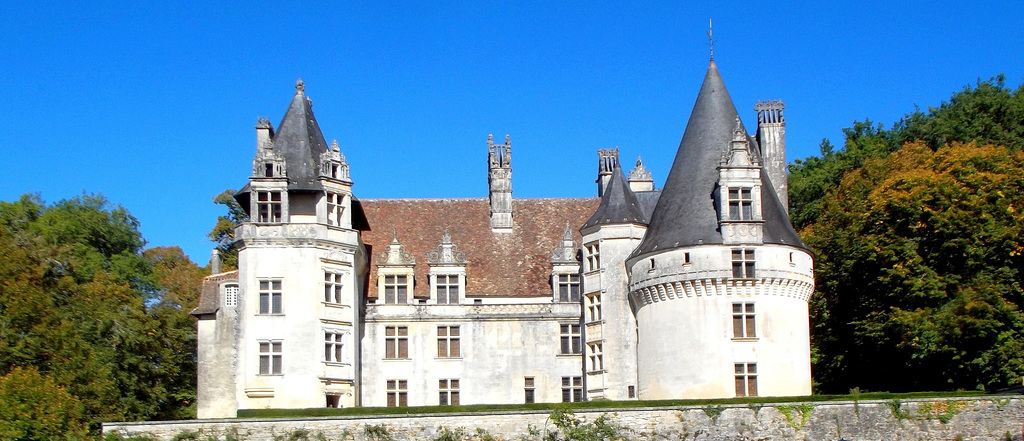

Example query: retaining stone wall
[104,397,1024,440]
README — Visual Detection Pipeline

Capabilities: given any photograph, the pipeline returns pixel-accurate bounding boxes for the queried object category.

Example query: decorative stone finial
[628,156,653,182]
[296,78,305,94]
[376,229,415,266]
[330,139,340,152]
[551,224,580,264]
[427,228,467,265]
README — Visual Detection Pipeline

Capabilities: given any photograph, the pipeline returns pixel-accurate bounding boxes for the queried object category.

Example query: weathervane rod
[707,18,714,61]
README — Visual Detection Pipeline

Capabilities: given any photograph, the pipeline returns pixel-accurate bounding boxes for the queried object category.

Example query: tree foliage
[806,142,1024,392]
[0,366,88,440]
[0,194,199,435]
[207,189,246,270]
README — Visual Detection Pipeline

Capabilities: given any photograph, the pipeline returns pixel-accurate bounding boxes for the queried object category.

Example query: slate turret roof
[273,79,330,191]
[582,164,647,229]
[631,61,806,258]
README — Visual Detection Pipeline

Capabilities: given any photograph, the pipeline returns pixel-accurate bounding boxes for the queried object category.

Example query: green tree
[0,366,88,440]
[207,189,247,270]
[806,142,1024,392]
[0,194,199,434]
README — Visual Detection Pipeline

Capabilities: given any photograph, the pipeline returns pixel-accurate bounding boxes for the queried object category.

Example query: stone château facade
[192,59,814,418]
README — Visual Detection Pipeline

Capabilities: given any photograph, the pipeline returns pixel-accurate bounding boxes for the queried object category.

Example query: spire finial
[296,78,305,94]
[707,19,714,61]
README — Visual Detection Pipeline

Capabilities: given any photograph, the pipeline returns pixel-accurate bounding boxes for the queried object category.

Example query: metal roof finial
[295,78,305,94]
[707,19,714,62]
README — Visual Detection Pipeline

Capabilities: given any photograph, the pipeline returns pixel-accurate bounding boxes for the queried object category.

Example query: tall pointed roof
[631,61,805,257]
[273,79,330,191]
[582,163,647,229]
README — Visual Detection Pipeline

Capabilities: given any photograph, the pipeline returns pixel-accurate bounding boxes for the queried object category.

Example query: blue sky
[2,1,1022,264]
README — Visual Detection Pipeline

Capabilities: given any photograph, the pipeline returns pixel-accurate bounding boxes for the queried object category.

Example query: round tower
[626,61,813,400]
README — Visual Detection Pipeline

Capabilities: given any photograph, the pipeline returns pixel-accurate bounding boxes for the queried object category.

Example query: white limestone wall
[195,305,238,419]
[628,244,814,400]
[580,223,645,401]
[235,226,363,411]
[361,303,583,407]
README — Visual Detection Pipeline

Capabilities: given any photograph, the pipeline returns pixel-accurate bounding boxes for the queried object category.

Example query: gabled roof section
[191,270,239,317]
[582,164,647,229]
[632,61,806,257]
[272,79,330,191]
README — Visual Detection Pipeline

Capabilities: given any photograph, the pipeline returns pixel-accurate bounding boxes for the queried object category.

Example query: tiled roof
[361,198,598,298]
[192,270,239,316]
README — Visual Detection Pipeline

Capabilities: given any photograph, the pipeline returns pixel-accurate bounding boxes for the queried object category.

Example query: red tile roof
[192,270,239,316]
[360,198,598,298]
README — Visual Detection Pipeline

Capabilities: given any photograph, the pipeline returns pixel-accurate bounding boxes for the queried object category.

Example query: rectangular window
[561,376,583,402]
[560,324,582,354]
[324,331,344,363]
[557,274,580,302]
[728,187,753,221]
[386,379,408,407]
[524,377,535,404]
[435,274,460,304]
[256,191,282,223]
[588,342,604,372]
[223,284,239,307]
[258,341,282,375]
[326,193,344,226]
[438,379,460,406]
[437,326,461,358]
[258,279,282,314]
[731,249,756,278]
[628,385,636,399]
[735,363,758,397]
[732,303,756,338]
[384,326,409,359]
[585,243,600,271]
[586,293,602,322]
[324,271,344,304]
[384,275,408,304]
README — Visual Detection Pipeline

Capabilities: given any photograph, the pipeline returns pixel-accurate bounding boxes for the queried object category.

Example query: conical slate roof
[631,61,806,258]
[273,80,330,191]
[582,163,647,229]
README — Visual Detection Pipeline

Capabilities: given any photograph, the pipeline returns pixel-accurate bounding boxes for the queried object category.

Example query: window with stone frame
[437,325,461,358]
[324,331,344,363]
[557,274,581,302]
[561,376,583,402]
[435,274,460,304]
[324,271,344,304]
[585,243,600,272]
[256,191,283,223]
[438,379,460,405]
[386,379,408,407]
[727,187,753,220]
[524,377,536,404]
[731,249,756,278]
[326,192,345,226]
[560,324,582,354]
[732,302,756,338]
[585,293,602,322]
[735,363,758,397]
[223,283,239,307]
[384,326,409,359]
[383,275,409,304]
[258,341,282,375]
[258,279,282,314]
[588,342,604,372]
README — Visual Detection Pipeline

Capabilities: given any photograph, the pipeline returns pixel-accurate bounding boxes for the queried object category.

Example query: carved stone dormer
[551,224,582,303]
[488,134,514,232]
[253,117,287,179]
[320,139,351,182]
[427,228,467,304]
[717,117,764,245]
[375,229,415,304]
[596,148,619,197]
[627,156,654,192]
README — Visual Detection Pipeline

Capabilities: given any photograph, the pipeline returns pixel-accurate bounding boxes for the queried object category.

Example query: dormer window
[556,274,580,302]
[728,188,753,220]
[434,274,460,304]
[265,163,275,177]
[383,275,410,304]
[326,193,345,226]
[256,191,283,223]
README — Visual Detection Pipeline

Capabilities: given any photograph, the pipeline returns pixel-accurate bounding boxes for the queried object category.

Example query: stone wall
[105,396,1024,440]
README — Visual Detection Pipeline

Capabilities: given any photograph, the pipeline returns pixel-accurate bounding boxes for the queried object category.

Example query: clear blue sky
[2,1,1022,264]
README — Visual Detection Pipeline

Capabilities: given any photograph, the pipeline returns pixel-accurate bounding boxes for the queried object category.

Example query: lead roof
[631,61,806,258]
